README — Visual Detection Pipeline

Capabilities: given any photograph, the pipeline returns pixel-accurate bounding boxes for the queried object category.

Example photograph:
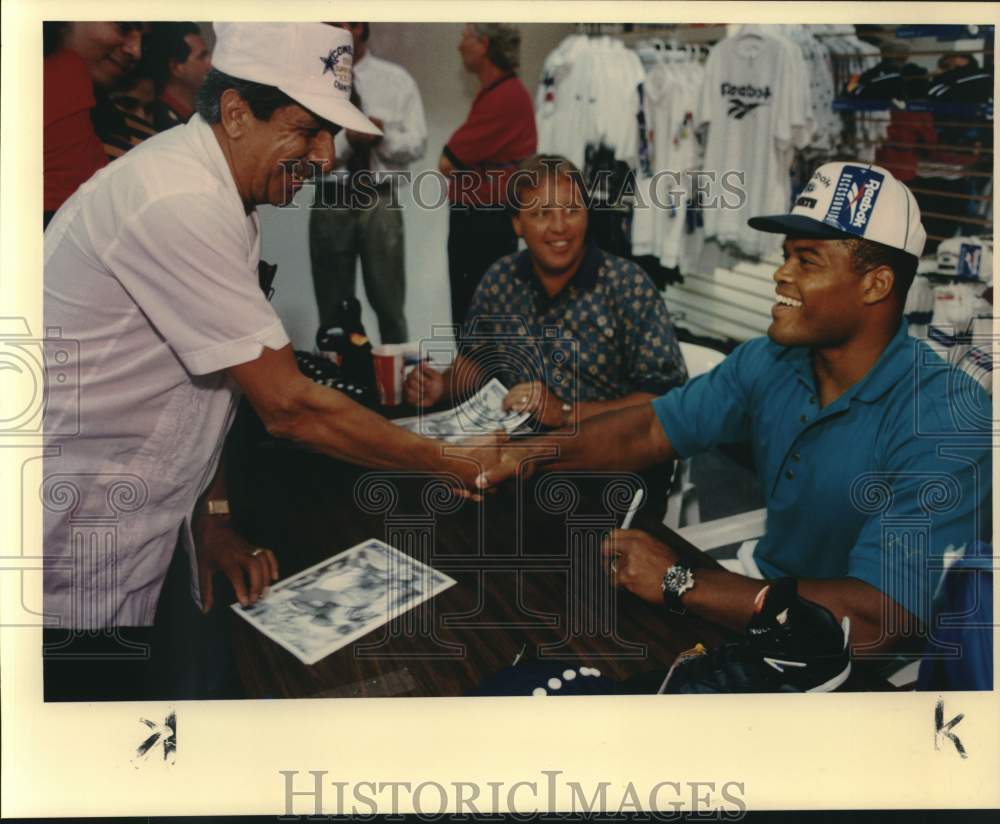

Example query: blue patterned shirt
[460,243,687,403]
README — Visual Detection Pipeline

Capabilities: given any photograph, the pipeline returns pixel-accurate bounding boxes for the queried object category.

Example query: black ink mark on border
[134,710,176,764]
[935,698,967,758]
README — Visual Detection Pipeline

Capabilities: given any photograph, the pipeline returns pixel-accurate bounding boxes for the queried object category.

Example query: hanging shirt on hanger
[697,29,813,257]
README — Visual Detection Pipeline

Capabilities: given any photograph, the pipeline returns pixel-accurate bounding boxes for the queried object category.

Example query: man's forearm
[542,402,674,472]
[681,569,914,653]
[266,378,459,476]
[230,346,491,487]
[798,578,919,654]
[573,392,658,422]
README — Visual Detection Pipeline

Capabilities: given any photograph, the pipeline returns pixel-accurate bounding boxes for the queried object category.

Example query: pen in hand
[610,488,644,574]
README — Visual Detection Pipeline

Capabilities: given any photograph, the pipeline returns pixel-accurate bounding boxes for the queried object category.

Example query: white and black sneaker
[660,577,852,693]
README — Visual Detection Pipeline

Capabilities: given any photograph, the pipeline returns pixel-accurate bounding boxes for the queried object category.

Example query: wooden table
[225,406,730,698]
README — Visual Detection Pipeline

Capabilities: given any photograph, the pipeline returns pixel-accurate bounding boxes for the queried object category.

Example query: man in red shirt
[43,22,144,225]
[439,23,537,326]
[145,22,214,132]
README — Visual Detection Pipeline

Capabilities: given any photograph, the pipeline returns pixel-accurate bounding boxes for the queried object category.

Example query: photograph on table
[233,539,456,665]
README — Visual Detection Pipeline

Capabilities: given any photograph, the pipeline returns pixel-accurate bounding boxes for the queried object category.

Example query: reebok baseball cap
[211,23,381,136]
[748,162,926,258]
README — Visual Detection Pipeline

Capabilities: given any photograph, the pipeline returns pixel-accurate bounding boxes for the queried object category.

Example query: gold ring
[251,548,263,557]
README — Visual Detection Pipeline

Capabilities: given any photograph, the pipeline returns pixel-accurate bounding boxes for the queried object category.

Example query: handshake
[436,430,557,499]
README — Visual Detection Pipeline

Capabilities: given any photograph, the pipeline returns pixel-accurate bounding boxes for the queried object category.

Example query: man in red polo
[146,22,213,131]
[439,23,537,326]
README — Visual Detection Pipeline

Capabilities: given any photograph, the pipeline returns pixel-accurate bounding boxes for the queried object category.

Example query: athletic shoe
[660,577,851,693]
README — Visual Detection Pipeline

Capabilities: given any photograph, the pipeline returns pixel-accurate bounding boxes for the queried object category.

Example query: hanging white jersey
[697,32,811,258]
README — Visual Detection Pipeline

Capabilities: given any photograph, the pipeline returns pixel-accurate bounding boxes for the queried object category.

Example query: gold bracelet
[561,402,573,427]
[205,499,230,516]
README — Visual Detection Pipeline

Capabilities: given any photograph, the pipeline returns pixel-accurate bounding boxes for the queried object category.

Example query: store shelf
[833,99,994,118]
[893,25,992,40]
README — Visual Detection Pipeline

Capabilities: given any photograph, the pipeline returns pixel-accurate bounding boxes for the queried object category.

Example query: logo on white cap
[749,161,927,259]
[937,236,992,282]
[320,45,353,94]
[825,166,885,236]
[958,243,983,279]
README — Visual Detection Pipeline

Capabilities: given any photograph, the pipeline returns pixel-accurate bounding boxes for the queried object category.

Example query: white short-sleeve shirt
[697,33,812,258]
[43,114,290,628]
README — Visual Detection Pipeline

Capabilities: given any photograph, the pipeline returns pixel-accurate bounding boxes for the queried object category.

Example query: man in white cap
[483,162,992,684]
[42,23,505,700]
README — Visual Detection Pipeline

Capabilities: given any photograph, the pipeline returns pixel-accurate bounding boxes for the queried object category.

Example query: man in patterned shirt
[405,154,687,426]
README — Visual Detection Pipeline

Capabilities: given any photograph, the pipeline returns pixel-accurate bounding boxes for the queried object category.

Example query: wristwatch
[661,563,695,614]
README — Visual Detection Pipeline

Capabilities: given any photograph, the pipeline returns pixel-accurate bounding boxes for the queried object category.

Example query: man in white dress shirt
[309,22,427,343]
[42,23,500,700]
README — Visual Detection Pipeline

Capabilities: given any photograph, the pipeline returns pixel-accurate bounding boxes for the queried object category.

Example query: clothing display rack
[831,23,994,247]
[543,22,993,348]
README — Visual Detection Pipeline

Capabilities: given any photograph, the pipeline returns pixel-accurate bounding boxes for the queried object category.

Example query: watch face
[663,565,692,596]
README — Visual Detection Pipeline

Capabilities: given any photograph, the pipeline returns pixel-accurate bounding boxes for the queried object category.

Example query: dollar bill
[393,378,530,442]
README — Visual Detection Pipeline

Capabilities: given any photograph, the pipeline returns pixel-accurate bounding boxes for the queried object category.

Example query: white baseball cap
[936,236,993,283]
[211,22,381,136]
[748,162,926,259]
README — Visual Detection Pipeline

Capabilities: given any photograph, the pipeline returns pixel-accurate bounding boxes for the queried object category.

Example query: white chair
[678,342,725,376]
[663,343,727,529]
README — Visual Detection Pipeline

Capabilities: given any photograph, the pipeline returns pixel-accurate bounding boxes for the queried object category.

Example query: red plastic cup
[372,344,405,406]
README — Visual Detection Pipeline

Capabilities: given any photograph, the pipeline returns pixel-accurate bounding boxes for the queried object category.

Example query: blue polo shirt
[652,321,992,623]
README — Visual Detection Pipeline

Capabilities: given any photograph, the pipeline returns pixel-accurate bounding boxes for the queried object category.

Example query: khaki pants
[309,186,408,344]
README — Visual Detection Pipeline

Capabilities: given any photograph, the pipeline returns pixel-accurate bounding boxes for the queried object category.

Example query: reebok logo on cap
[746,161,927,259]
[825,166,885,236]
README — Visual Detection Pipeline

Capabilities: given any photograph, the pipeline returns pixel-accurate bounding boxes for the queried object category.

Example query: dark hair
[44,21,145,58]
[196,67,299,123]
[347,22,370,42]
[507,154,588,212]
[143,22,201,94]
[937,52,978,71]
[842,237,919,302]
[43,22,71,56]
[195,67,344,139]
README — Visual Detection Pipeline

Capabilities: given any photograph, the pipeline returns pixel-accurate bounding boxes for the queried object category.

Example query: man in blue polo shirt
[482,161,992,664]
